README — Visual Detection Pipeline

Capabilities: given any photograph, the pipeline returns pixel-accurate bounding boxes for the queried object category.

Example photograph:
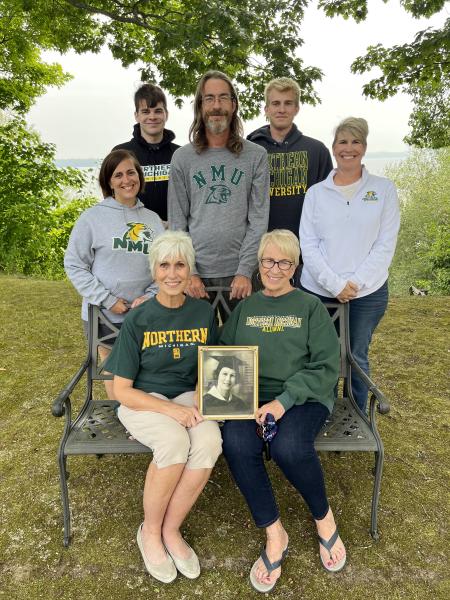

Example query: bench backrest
[87,291,350,383]
[325,302,349,379]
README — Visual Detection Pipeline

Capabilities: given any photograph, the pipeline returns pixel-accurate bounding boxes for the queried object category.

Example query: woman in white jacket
[299,117,400,411]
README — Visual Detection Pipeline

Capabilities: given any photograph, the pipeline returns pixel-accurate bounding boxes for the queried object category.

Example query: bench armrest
[347,354,390,415]
[52,357,90,417]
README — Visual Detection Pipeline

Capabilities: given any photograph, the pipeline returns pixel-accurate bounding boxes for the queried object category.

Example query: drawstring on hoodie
[122,202,143,229]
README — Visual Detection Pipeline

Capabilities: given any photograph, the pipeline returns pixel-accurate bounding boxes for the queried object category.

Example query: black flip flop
[249,545,289,593]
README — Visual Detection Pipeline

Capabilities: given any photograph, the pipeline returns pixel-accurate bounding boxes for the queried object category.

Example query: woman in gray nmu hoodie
[64,150,164,398]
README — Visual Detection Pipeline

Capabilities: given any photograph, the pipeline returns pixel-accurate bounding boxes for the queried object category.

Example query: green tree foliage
[46,196,97,278]
[1,0,322,119]
[0,117,95,277]
[404,77,450,149]
[319,0,449,149]
[1,0,81,111]
[387,148,450,295]
[2,1,448,139]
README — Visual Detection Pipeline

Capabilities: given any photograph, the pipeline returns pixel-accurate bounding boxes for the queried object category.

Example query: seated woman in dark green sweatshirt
[104,231,222,585]
[220,230,346,593]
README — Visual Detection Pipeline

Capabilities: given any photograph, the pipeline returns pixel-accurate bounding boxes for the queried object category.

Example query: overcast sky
[27,0,447,159]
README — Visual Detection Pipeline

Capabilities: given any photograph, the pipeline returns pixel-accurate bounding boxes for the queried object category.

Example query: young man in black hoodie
[113,84,179,223]
[247,78,332,238]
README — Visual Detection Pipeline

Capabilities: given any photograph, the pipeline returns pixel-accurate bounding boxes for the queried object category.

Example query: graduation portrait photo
[198,346,258,420]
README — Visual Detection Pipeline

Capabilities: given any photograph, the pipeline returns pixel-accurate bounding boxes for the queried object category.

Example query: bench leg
[370,448,384,540]
[58,452,71,547]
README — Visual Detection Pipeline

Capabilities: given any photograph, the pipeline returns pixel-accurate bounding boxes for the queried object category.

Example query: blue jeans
[301,282,389,412]
[222,402,330,528]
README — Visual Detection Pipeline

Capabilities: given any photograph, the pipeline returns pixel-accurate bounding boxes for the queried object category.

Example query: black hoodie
[247,124,332,236]
[113,125,179,221]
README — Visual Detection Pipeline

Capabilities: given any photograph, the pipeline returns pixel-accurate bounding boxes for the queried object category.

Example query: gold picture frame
[198,346,258,420]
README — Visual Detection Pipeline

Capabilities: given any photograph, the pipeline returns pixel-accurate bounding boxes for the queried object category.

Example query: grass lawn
[0,275,448,599]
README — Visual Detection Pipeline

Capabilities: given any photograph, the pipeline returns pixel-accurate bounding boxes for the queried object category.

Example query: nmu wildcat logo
[192,164,245,205]
[363,191,379,202]
[112,222,154,254]
[206,184,231,204]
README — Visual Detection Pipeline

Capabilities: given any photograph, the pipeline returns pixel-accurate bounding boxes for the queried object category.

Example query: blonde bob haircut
[258,229,300,267]
[148,231,195,275]
[333,117,369,148]
[264,77,301,107]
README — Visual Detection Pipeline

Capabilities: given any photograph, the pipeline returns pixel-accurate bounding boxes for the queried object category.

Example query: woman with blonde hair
[300,117,400,411]
[221,230,345,593]
[105,230,222,584]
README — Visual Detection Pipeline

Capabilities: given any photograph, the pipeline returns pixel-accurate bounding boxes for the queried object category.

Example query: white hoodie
[299,167,400,298]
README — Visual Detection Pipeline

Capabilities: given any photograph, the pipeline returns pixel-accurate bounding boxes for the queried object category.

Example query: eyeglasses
[259,258,294,271]
[202,93,234,105]
[256,413,278,442]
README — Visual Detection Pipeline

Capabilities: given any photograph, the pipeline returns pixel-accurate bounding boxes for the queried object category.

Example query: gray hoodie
[64,197,164,322]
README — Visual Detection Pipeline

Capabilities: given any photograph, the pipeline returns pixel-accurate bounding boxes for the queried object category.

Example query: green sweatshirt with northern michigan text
[105,295,218,397]
[220,289,339,413]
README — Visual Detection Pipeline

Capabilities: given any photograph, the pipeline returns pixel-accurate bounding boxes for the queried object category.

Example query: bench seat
[53,288,389,546]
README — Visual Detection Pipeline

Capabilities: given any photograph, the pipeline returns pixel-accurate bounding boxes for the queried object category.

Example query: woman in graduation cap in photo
[202,355,251,416]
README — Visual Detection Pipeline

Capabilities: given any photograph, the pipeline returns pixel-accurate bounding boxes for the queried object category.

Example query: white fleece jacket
[299,167,400,298]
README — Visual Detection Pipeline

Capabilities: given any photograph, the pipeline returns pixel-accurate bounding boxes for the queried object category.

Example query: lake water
[363,154,408,175]
[57,152,409,198]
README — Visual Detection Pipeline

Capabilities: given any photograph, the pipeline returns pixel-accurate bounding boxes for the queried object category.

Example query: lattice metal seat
[53,289,389,546]
[315,397,378,451]
[64,401,150,455]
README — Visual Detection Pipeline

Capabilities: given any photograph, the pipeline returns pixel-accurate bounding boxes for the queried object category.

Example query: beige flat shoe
[166,541,201,579]
[136,523,177,583]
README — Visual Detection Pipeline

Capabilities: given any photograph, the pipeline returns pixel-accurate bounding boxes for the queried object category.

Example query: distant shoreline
[55,151,409,170]
[55,159,101,168]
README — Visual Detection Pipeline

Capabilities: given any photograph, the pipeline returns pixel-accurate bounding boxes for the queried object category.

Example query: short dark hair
[134,83,168,112]
[213,365,240,385]
[98,149,145,198]
[212,356,242,384]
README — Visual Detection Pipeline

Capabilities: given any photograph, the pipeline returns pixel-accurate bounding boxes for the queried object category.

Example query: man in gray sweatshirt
[168,71,270,307]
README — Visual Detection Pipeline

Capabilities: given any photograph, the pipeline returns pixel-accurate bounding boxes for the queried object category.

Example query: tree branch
[62,0,179,32]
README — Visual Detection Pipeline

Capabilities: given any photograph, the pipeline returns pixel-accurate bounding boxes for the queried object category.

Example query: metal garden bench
[52,288,389,547]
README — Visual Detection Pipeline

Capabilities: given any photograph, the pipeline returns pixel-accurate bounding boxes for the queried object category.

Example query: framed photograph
[198,346,258,420]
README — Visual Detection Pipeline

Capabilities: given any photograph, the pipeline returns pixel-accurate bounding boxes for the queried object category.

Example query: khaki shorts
[117,391,222,469]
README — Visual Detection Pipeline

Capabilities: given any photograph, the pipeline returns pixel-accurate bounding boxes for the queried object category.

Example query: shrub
[0,116,96,278]
[45,197,98,279]
[387,148,450,295]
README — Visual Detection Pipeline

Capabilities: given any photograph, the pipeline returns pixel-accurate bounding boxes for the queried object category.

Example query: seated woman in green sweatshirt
[220,229,346,593]
[104,231,222,584]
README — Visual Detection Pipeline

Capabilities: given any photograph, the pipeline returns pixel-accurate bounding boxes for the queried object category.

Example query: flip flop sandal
[249,545,289,593]
[318,528,346,573]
